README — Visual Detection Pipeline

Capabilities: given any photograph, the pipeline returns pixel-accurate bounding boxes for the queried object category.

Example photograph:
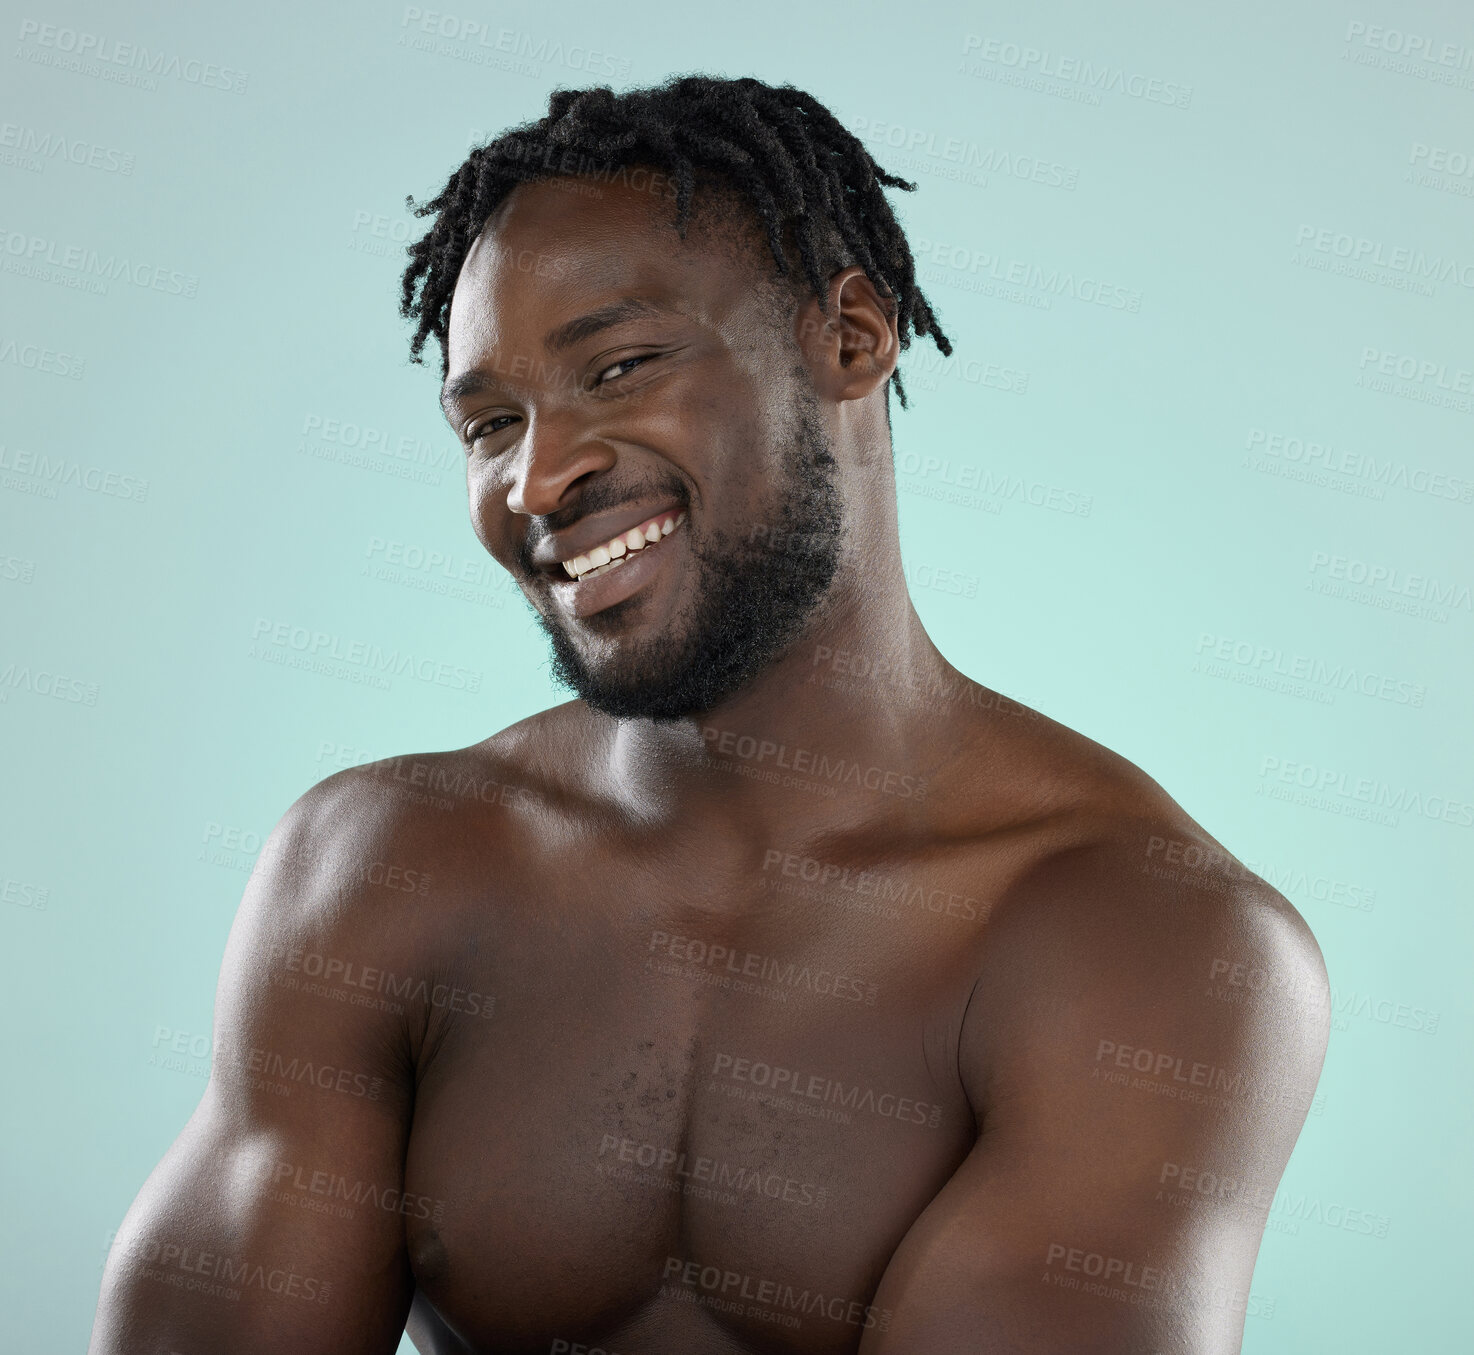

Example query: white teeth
[561,510,688,581]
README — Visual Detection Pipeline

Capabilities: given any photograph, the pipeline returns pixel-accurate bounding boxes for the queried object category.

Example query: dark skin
[90,173,1330,1354]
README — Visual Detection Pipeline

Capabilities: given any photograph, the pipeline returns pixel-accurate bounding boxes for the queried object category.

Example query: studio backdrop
[2,1,1469,1351]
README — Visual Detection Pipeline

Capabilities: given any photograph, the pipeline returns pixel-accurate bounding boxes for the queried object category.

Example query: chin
[565,665,713,723]
[543,632,689,721]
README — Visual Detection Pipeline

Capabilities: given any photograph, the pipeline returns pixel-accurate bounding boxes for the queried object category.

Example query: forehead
[444,174,765,366]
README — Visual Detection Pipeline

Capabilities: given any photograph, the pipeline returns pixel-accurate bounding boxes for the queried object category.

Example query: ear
[795,266,900,403]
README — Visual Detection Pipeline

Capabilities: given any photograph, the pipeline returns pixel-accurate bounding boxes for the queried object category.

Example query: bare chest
[399,850,991,1354]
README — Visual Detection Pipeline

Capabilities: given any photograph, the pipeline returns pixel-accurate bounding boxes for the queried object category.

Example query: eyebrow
[439,296,666,414]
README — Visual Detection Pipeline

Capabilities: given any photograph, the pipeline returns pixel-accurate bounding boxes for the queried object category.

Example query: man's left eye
[594,355,651,386]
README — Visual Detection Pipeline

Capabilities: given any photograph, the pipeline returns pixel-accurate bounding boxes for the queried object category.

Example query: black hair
[398,73,953,411]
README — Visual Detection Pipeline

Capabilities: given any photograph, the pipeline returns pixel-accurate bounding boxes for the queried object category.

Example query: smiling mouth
[555,510,687,583]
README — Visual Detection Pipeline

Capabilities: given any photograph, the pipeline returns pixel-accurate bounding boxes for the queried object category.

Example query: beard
[528,373,845,721]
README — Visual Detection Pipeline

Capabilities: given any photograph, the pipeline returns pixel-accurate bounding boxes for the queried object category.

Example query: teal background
[2,0,1470,1349]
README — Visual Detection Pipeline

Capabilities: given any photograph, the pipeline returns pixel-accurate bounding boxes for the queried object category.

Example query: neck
[600,533,970,840]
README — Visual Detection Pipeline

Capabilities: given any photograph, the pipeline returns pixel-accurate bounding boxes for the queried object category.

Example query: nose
[503,406,616,518]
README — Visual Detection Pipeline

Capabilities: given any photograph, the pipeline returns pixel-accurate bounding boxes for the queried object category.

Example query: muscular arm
[863,826,1330,1354]
[90,772,420,1353]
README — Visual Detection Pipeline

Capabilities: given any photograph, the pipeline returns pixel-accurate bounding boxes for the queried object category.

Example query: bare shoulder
[865,713,1333,1353]
[962,694,1325,956]
[982,800,1330,1011]
[273,702,589,871]
[210,713,585,1076]
[231,708,586,964]
[943,698,1329,1098]
[958,736,1331,1125]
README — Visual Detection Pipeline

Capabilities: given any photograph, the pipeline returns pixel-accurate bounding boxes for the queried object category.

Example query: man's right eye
[468,415,517,444]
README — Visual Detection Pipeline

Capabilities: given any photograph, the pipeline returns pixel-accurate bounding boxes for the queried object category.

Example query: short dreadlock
[398,73,953,411]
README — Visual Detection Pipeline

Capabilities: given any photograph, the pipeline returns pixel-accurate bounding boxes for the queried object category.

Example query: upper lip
[528,500,684,574]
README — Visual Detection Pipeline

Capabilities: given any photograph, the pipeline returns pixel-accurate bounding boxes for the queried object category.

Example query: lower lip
[551,520,687,619]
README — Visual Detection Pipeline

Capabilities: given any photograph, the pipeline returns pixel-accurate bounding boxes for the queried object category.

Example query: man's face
[441,172,848,721]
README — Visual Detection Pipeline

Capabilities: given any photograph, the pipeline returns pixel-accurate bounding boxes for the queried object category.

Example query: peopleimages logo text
[248,619,482,692]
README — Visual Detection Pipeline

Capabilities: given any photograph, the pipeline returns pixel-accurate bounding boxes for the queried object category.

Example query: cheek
[466,469,504,559]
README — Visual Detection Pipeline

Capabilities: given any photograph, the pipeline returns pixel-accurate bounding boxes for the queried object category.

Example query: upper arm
[862,828,1330,1355]
[90,772,422,1353]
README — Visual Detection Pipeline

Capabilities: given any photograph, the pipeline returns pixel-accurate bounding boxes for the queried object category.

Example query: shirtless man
[91,75,1329,1354]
